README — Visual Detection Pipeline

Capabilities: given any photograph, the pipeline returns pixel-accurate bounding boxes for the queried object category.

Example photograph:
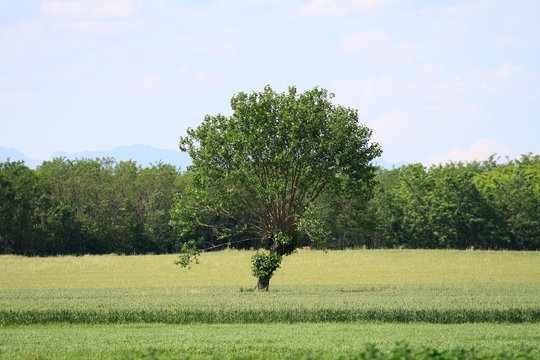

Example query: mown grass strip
[2,307,539,325]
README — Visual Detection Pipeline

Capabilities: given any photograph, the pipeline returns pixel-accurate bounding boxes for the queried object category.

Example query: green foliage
[2,306,540,325]
[298,204,333,249]
[173,85,381,284]
[0,161,43,255]
[174,238,202,268]
[0,158,185,255]
[1,324,539,359]
[474,154,540,249]
[272,229,297,248]
[357,155,540,250]
[251,251,282,280]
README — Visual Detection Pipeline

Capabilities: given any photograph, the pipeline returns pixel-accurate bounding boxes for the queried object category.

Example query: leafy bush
[251,251,283,280]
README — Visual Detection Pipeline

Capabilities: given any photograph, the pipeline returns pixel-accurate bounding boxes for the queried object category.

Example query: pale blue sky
[1,0,538,164]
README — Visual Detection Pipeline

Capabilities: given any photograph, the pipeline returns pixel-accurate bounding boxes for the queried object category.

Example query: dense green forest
[0,158,186,255]
[1,154,538,255]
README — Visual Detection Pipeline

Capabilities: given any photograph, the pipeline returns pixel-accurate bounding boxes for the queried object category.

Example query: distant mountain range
[373,159,409,169]
[0,147,43,169]
[1,145,406,170]
[51,145,193,170]
[0,145,192,170]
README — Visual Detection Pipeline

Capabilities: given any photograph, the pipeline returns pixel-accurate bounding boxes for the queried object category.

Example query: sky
[1,0,539,165]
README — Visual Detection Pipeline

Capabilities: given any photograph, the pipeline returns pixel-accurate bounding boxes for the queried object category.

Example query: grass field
[2,249,538,289]
[1,249,539,358]
[2,323,539,359]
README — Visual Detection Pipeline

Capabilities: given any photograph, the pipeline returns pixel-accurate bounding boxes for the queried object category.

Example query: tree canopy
[172,85,382,289]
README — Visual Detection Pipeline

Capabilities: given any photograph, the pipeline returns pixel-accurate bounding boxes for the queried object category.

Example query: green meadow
[2,323,540,359]
[1,250,539,359]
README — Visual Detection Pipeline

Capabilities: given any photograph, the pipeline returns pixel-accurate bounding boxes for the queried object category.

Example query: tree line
[1,154,538,256]
[337,154,539,250]
[0,158,186,255]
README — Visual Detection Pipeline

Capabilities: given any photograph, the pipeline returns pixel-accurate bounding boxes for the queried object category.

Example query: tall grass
[2,307,539,325]
[1,250,539,289]
[1,250,539,325]
[1,323,539,359]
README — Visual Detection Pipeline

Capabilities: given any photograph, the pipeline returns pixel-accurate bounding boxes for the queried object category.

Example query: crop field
[1,249,539,359]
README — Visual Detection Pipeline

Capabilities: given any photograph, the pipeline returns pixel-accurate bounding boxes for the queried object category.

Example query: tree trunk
[256,277,270,291]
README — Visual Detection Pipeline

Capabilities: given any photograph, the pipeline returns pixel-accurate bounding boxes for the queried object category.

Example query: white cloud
[175,67,228,93]
[0,21,47,67]
[0,90,33,103]
[126,73,158,95]
[87,67,228,97]
[186,35,238,58]
[331,74,419,108]
[413,64,445,81]
[89,72,159,96]
[436,76,492,94]
[340,31,415,65]
[491,36,535,50]
[332,61,536,114]
[38,1,136,36]
[330,61,538,163]
[42,0,133,19]
[369,112,411,145]
[423,139,513,166]
[418,103,477,118]
[440,0,491,17]
[65,21,132,35]
[341,31,389,52]
[495,62,523,80]
[299,0,385,16]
